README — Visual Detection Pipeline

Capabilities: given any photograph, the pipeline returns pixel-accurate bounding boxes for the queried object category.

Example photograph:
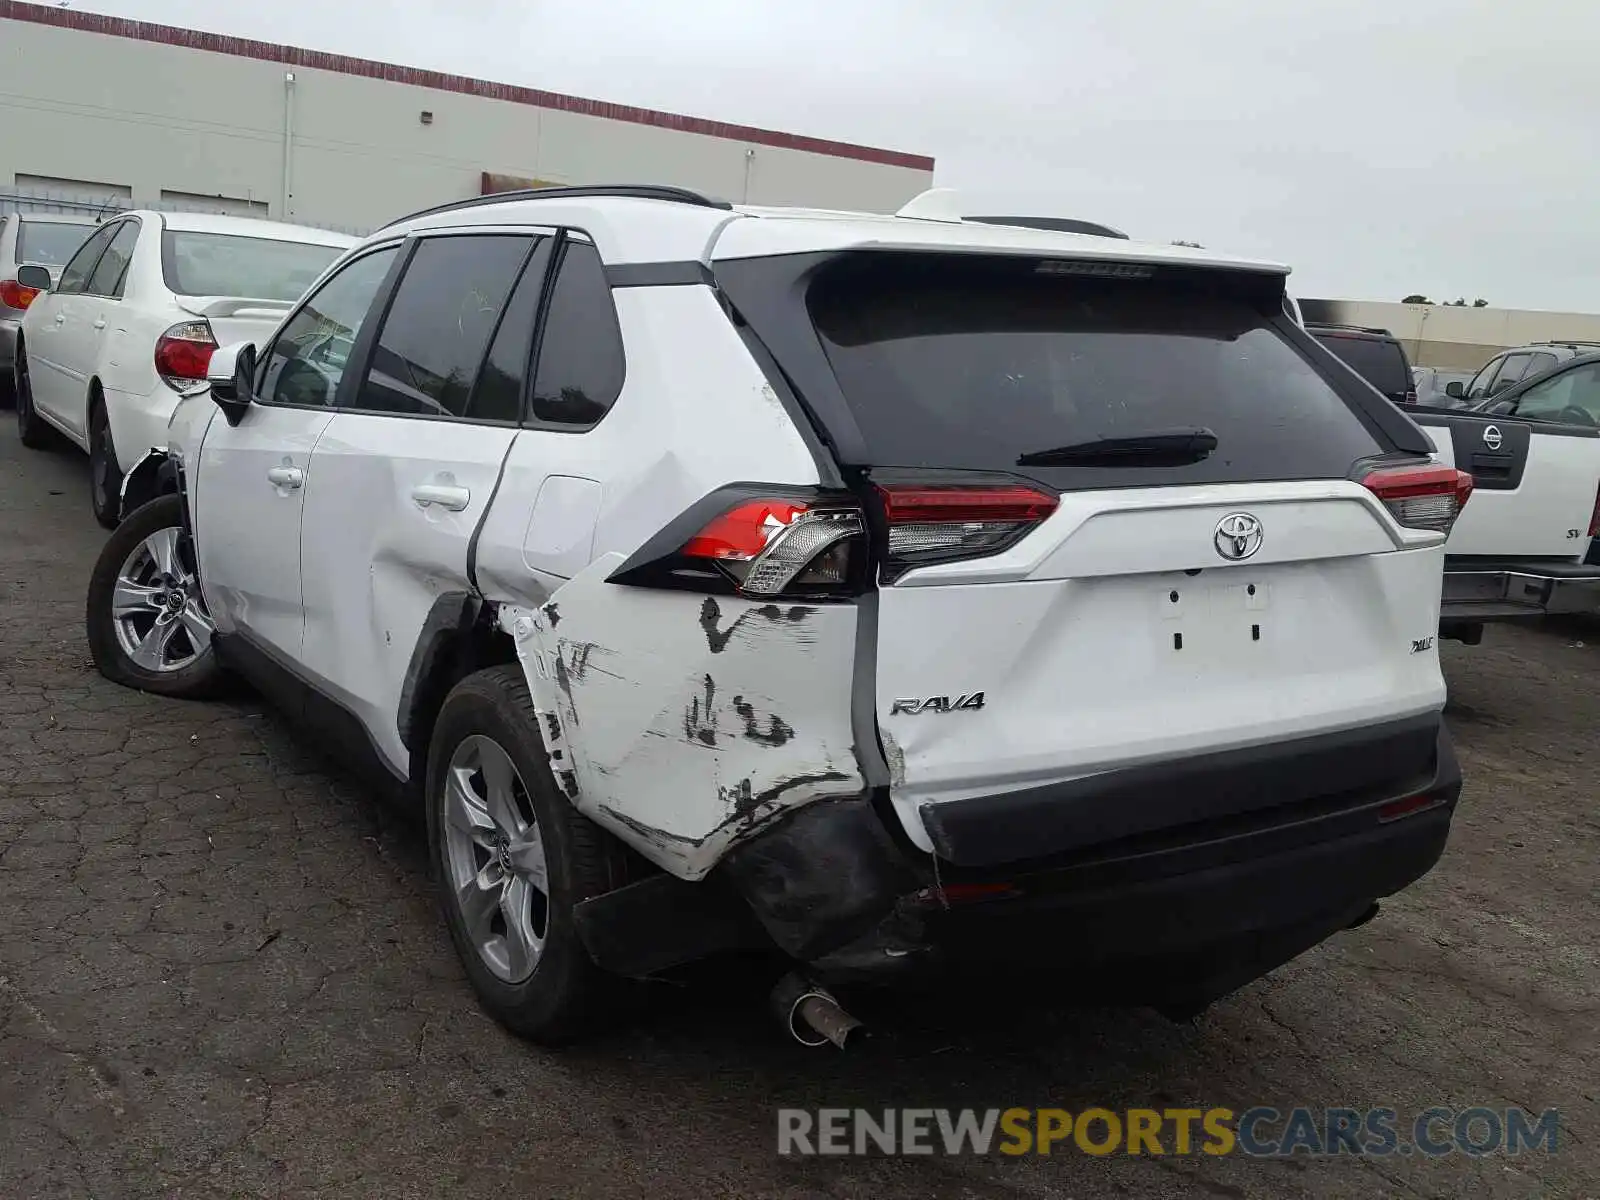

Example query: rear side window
[355,234,534,420]
[161,230,344,302]
[85,220,139,298]
[527,240,625,428]
[1314,333,1410,397]
[17,220,93,267]
[807,255,1386,490]
[466,237,553,424]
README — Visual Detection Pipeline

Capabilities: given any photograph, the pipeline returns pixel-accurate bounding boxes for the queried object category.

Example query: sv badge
[891,693,986,715]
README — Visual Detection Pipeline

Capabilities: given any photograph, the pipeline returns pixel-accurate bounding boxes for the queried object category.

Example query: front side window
[527,239,626,428]
[85,220,141,298]
[162,230,345,302]
[55,222,118,296]
[257,246,399,409]
[1511,364,1600,426]
[354,235,534,420]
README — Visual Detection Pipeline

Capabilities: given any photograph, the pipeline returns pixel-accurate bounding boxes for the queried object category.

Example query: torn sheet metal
[499,552,864,880]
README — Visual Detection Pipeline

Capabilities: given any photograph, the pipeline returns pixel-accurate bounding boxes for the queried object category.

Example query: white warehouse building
[0,1,935,232]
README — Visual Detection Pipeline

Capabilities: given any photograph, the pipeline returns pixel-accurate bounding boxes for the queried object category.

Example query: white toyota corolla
[13,210,353,526]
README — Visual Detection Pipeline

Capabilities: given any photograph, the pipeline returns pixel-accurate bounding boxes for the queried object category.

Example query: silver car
[1,212,96,404]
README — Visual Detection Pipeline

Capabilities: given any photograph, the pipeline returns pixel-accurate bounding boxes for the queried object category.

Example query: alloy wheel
[441,734,550,983]
[110,525,214,672]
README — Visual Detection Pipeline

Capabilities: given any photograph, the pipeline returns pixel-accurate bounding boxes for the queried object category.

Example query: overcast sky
[83,0,1600,310]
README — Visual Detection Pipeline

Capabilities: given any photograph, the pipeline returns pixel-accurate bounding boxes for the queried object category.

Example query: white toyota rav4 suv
[85,185,1467,1045]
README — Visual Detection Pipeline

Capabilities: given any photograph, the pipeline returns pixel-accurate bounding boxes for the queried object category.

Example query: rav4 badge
[890,693,986,715]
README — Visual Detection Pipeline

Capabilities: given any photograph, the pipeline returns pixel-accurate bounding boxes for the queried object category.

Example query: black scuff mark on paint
[683,673,718,746]
[751,771,851,808]
[732,694,794,747]
[700,597,819,654]
[602,806,709,848]
[558,769,580,797]
[541,601,561,628]
[542,711,562,745]
[719,777,755,815]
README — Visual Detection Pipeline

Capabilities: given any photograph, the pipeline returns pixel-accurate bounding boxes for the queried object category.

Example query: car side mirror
[15,264,51,292]
[1444,381,1465,399]
[207,341,257,427]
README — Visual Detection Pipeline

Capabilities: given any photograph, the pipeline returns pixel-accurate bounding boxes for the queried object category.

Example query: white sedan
[14,211,355,526]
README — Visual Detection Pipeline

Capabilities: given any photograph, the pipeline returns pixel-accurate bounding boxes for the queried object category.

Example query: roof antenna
[895,188,966,223]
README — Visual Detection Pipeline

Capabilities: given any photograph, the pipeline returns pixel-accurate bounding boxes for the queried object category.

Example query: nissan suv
[85,185,1466,1044]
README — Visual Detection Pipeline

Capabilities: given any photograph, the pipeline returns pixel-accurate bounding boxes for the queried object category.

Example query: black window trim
[82,216,143,301]
[518,227,630,435]
[336,229,548,428]
[250,238,410,413]
[55,220,121,298]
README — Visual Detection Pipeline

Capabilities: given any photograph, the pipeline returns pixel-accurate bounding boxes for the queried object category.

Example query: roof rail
[383,184,733,229]
[966,215,1130,240]
[1533,339,1600,349]
[1307,321,1395,337]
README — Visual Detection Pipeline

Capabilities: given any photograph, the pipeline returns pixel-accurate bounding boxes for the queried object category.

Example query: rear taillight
[876,484,1059,581]
[1588,482,1600,539]
[154,320,217,391]
[1362,463,1473,534]
[0,278,39,310]
[609,490,867,598]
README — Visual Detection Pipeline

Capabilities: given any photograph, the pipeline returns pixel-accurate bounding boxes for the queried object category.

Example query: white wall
[1304,299,1600,370]
[0,13,933,232]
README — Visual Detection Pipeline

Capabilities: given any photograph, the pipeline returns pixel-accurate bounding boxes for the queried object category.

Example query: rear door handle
[93,318,106,330]
[53,313,65,325]
[266,465,304,490]
[411,483,470,512]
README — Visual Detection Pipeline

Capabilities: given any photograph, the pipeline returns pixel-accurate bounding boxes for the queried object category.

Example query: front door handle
[266,465,304,490]
[411,483,470,512]
[93,318,106,330]
[53,313,65,325]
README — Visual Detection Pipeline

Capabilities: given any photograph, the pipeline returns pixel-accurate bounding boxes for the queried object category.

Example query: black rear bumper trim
[921,713,1444,868]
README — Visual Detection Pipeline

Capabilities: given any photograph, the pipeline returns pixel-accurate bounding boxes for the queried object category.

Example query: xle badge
[1411,637,1435,653]
[890,693,986,716]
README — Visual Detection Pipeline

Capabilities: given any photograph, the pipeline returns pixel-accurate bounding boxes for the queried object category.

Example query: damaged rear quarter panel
[502,552,864,880]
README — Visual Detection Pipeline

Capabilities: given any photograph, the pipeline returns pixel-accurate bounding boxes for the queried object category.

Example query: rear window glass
[17,220,93,267]
[161,230,343,302]
[1314,333,1410,395]
[807,255,1385,490]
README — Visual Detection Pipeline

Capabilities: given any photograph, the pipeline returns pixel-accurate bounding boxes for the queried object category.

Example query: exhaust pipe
[771,972,863,1049]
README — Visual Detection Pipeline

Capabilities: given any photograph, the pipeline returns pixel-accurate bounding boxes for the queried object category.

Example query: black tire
[88,392,122,530]
[15,345,54,449]
[0,357,14,410]
[427,665,629,1044]
[86,493,225,699]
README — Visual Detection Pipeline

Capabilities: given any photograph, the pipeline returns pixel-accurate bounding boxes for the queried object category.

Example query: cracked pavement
[1,427,1595,1199]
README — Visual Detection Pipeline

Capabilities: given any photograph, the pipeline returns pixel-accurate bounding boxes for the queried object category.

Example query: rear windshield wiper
[1017,427,1219,467]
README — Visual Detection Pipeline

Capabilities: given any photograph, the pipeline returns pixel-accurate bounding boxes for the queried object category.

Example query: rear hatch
[766,251,1454,860]
[1411,409,1600,559]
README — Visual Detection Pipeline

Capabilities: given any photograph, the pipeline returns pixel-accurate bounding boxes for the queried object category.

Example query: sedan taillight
[154,320,217,392]
[0,278,39,310]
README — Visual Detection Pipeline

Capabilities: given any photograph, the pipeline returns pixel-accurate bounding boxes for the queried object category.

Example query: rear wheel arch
[398,593,520,787]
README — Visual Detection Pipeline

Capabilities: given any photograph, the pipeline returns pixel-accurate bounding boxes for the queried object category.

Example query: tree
[1446,297,1468,306]
[1473,298,1489,308]
[1402,294,1432,304]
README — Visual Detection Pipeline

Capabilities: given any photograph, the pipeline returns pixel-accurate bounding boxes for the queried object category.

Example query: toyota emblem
[1482,424,1503,451]
[1214,512,1264,561]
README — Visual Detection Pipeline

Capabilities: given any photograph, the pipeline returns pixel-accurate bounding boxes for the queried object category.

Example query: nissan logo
[1482,424,1504,451]
[1214,512,1264,561]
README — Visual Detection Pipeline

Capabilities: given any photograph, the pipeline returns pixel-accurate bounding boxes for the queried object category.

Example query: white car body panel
[298,413,520,774]
[1418,420,1599,560]
[499,569,864,881]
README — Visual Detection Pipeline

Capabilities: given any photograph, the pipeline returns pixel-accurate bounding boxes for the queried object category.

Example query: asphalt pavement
[0,423,1595,1198]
